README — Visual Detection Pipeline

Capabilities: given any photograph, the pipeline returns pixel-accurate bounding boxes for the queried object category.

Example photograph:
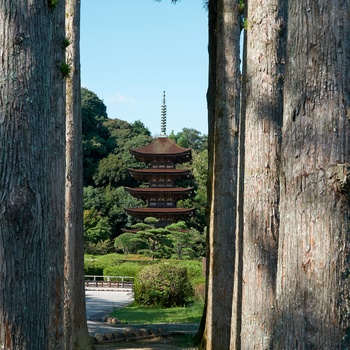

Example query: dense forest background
[81,87,208,256]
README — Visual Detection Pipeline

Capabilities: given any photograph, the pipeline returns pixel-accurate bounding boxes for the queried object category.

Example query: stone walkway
[85,289,199,347]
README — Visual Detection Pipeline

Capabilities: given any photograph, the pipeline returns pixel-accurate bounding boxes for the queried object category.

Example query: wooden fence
[84,275,134,290]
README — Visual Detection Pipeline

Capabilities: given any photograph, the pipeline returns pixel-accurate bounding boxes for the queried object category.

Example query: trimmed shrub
[114,232,147,254]
[103,262,143,278]
[170,260,205,285]
[84,256,104,275]
[134,263,194,308]
[84,253,155,275]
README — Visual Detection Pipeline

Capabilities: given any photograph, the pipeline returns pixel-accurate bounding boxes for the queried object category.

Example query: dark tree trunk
[0,0,66,348]
[64,0,93,349]
[273,1,350,348]
[239,0,286,348]
[195,1,216,346]
[200,0,241,349]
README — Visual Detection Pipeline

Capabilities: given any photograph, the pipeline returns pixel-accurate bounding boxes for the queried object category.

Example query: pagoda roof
[130,138,191,158]
[125,207,194,220]
[124,187,194,197]
[127,168,192,182]
[127,168,191,176]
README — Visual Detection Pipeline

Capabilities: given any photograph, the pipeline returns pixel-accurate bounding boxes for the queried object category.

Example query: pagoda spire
[160,91,167,137]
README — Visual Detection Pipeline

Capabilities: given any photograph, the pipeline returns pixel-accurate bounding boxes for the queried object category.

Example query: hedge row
[84,254,205,284]
[84,253,206,306]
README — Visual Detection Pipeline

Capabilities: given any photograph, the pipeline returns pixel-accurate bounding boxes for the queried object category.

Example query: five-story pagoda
[124,92,194,227]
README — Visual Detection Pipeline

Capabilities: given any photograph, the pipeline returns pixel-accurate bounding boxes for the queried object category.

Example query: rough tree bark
[0,0,66,348]
[273,1,350,348]
[200,0,241,349]
[239,0,286,348]
[64,0,93,349]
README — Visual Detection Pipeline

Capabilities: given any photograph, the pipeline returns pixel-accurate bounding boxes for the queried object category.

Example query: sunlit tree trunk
[0,0,66,348]
[273,1,350,348]
[64,0,93,348]
[239,0,286,348]
[200,0,241,349]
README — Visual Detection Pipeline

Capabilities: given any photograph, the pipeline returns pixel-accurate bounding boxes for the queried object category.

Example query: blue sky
[80,0,209,136]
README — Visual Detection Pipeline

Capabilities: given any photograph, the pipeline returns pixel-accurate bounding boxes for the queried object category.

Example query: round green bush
[134,263,194,308]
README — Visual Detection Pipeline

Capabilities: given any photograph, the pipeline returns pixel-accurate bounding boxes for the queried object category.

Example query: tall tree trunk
[195,1,215,345]
[200,0,241,349]
[273,1,350,348]
[239,0,286,348]
[64,0,93,349]
[0,0,66,348]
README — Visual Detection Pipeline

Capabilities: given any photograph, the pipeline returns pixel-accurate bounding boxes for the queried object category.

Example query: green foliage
[84,256,105,275]
[60,62,71,77]
[239,0,246,31]
[84,253,152,275]
[84,253,204,280]
[92,131,151,188]
[131,219,205,260]
[169,127,208,152]
[81,88,111,186]
[132,218,172,259]
[83,208,112,244]
[169,130,209,232]
[63,37,70,48]
[104,186,144,233]
[167,222,201,260]
[238,0,245,14]
[93,153,128,187]
[83,186,144,251]
[242,18,248,30]
[109,302,203,324]
[134,263,194,307]
[114,232,147,254]
[82,88,107,123]
[131,120,151,136]
[170,259,205,286]
[103,262,144,278]
[83,186,105,210]
[84,240,114,256]
[176,149,208,233]
[84,254,205,301]
[81,90,152,188]
[48,0,58,8]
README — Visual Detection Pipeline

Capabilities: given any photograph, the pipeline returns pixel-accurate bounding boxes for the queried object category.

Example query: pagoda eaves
[124,186,194,202]
[125,207,194,222]
[130,138,191,165]
[127,168,192,186]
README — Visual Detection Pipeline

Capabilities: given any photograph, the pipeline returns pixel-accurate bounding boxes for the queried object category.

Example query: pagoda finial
[160,91,167,137]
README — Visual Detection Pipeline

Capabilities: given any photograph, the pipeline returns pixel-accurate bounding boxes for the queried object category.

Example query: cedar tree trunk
[200,0,241,349]
[273,1,350,348]
[239,0,286,348]
[0,0,66,348]
[64,0,93,348]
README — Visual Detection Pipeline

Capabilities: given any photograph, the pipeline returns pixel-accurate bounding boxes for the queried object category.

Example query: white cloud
[107,92,136,104]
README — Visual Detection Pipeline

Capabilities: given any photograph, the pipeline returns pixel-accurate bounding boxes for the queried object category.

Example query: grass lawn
[109,301,204,324]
